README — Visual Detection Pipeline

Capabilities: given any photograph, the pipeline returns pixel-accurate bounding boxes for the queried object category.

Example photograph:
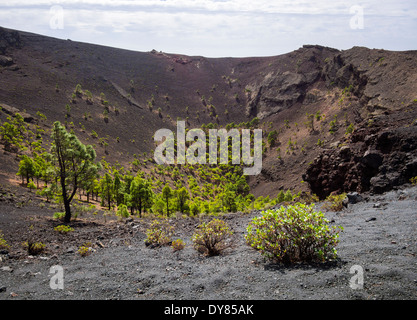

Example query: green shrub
[145,220,174,247]
[78,242,92,257]
[172,239,186,252]
[245,203,342,263]
[54,225,74,234]
[410,176,417,185]
[23,241,46,255]
[322,193,346,211]
[192,218,233,256]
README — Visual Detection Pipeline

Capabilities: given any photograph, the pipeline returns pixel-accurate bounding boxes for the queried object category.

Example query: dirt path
[0,185,416,300]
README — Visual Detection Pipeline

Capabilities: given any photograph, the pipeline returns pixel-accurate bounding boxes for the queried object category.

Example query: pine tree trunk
[64,198,71,223]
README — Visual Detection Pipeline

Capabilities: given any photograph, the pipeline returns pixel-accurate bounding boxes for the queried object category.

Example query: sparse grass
[0,230,10,250]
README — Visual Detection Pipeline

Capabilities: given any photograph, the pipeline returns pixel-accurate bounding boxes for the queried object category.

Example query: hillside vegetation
[1,25,417,219]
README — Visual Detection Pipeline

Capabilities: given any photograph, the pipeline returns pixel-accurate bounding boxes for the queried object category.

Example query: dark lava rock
[346,192,363,204]
[304,125,417,199]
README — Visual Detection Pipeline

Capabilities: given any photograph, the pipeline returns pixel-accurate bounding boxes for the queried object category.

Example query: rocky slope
[304,106,417,198]
[0,26,416,197]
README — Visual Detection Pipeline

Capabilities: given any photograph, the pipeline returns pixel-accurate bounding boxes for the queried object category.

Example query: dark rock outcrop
[0,103,34,123]
[304,125,417,199]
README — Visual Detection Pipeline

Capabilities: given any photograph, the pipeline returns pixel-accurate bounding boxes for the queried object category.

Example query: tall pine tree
[50,121,100,222]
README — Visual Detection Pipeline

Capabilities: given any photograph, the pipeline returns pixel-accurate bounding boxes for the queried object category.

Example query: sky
[0,0,416,57]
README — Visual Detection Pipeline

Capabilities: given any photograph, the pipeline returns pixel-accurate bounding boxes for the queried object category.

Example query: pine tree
[284,189,293,202]
[50,121,100,222]
[162,184,173,216]
[113,170,124,206]
[276,190,285,203]
[129,175,153,217]
[17,155,35,184]
[100,172,113,210]
[221,184,237,213]
[176,187,190,213]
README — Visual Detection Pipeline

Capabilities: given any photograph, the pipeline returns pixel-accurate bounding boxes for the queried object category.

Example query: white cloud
[0,0,416,57]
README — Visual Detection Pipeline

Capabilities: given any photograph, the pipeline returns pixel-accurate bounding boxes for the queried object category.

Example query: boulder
[0,55,13,67]
[346,192,363,204]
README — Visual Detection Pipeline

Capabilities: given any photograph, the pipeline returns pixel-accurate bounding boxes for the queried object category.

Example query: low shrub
[145,220,174,247]
[54,225,74,234]
[410,176,417,185]
[23,241,46,255]
[78,242,92,257]
[172,239,186,252]
[245,203,342,264]
[322,193,346,211]
[192,219,233,256]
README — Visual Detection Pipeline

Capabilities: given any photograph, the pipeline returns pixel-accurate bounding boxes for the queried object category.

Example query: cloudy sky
[0,0,416,57]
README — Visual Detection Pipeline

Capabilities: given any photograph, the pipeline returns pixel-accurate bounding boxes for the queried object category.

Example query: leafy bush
[23,241,46,255]
[410,176,417,185]
[145,220,174,247]
[78,242,92,257]
[54,225,74,234]
[192,219,233,256]
[172,239,186,252]
[322,193,346,211]
[245,203,342,263]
